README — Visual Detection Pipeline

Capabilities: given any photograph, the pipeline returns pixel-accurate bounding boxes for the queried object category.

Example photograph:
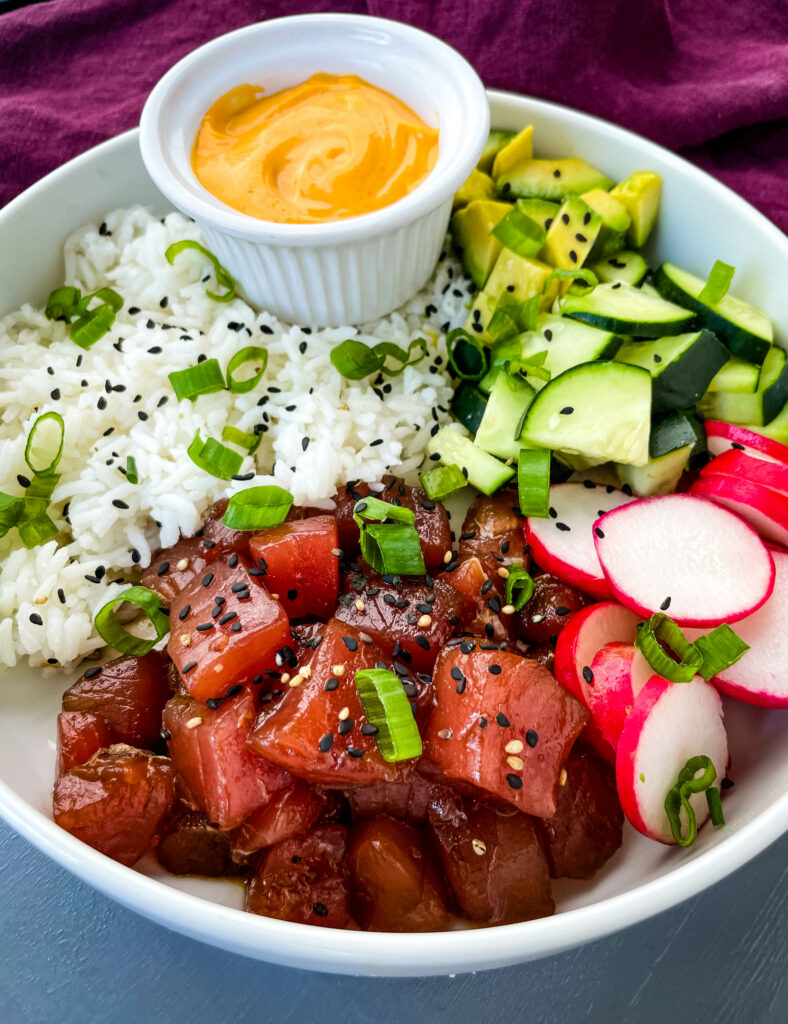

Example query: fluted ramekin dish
[139,13,489,327]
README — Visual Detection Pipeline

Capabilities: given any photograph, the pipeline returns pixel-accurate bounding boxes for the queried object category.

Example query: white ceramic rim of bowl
[139,13,489,247]
[1,92,788,976]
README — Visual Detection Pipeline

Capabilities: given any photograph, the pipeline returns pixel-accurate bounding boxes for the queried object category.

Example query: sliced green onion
[165,240,236,302]
[221,486,293,530]
[419,464,467,502]
[168,359,225,401]
[486,306,519,343]
[492,207,546,259]
[221,425,262,455]
[706,786,725,827]
[664,754,717,846]
[0,494,25,540]
[329,336,428,381]
[353,497,426,576]
[698,260,735,306]
[446,328,488,381]
[78,287,124,315]
[125,456,139,485]
[543,267,598,296]
[24,473,59,503]
[70,304,116,349]
[226,346,268,394]
[507,294,539,333]
[355,668,423,762]
[504,563,534,612]
[693,623,749,680]
[518,448,551,517]
[187,431,244,481]
[634,613,703,683]
[17,510,59,548]
[45,286,81,321]
[25,411,65,477]
[506,357,551,383]
[94,585,170,657]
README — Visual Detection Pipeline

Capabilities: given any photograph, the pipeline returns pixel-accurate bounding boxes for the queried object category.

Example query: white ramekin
[139,14,489,327]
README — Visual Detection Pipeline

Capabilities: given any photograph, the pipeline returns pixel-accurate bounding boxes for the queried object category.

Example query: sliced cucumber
[519,361,652,466]
[617,444,691,497]
[561,281,696,338]
[474,373,535,459]
[697,345,788,425]
[497,158,613,202]
[478,129,516,174]
[450,382,488,435]
[741,401,788,446]
[649,410,702,459]
[615,329,728,413]
[521,313,620,378]
[653,263,773,364]
[427,426,514,495]
[706,355,761,394]
[590,250,648,287]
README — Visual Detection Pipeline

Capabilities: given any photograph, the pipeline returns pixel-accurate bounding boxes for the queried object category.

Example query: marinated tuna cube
[140,536,209,604]
[246,824,350,928]
[167,556,290,703]
[230,779,329,857]
[334,574,462,673]
[422,644,588,817]
[345,764,435,825]
[248,619,406,786]
[514,573,587,646]
[427,788,554,924]
[348,814,453,932]
[163,688,291,830]
[156,808,248,877]
[535,746,623,879]
[439,555,513,642]
[53,744,175,866]
[457,489,529,580]
[56,711,116,776]
[198,498,252,562]
[62,650,169,749]
[249,515,339,620]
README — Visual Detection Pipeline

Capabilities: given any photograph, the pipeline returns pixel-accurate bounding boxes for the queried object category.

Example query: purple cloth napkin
[1,0,788,231]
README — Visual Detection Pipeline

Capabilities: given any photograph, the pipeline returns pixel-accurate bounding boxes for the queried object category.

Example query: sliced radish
[616,675,728,844]
[587,642,653,750]
[689,475,788,548]
[701,449,788,495]
[594,494,775,626]
[526,482,635,598]
[686,547,788,708]
[704,420,788,466]
[554,601,642,709]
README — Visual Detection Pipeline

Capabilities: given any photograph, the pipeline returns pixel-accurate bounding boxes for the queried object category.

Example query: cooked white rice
[0,206,472,671]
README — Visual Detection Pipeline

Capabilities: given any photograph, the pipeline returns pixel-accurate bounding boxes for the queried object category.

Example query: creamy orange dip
[191,73,439,224]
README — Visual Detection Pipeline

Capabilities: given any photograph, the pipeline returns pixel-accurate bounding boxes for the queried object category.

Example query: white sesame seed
[359,632,373,644]
[332,664,346,676]
[289,674,304,688]
[179,634,192,647]
[497,567,510,579]
[471,838,487,856]
[176,557,190,571]
[559,768,568,786]
[531,613,544,623]
[301,666,312,679]
[331,547,342,557]
[213,663,224,673]
[417,614,432,628]
[34,595,48,605]
[437,728,453,740]
[270,593,280,600]
[338,706,350,721]
[504,740,524,754]
[443,550,452,564]
[355,599,365,611]
[185,716,203,730]
[501,604,515,615]
[280,672,291,684]
[506,755,524,771]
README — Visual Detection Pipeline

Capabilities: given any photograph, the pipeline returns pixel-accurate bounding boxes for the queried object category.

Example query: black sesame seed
[287,588,298,601]
[57,588,66,604]
[17,474,30,488]
[312,902,329,917]
[582,666,594,685]
[500,540,510,554]
[342,635,358,652]
[416,636,430,651]
[182,662,197,674]
[621,484,633,497]
[721,777,735,790]
[487,596,502,614]
[555,605,570,616]
[50,388,61,400]
[318,733,334,752]
[225,684,243,698]
[206,698,222,710]
[219,611,237,625]
[653,354,663,363]
[195,622,214,632]
[138,411,148,421]
[338,718,354,736]
[660,596,672,610]
[557,523,571,532]
[481,580,493,596]
[361,722,379,736]
[568,250,578,263]
[97,396,107,410]
[496,712,510,727]
[460,640,475,654]
[450,667,464,681]
[325,677,339,692]
[231,622,242,632]
[178,604,191,621]
[526,728,539,748]
[488,664,502,675]
[560,406,574,415]
[82,666,102,679]
[506,773,523,790]
[561,212,570,224]
[347,747,365,758]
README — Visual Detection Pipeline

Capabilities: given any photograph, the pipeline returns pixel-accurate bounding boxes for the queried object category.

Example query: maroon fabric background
[1,0,788,231]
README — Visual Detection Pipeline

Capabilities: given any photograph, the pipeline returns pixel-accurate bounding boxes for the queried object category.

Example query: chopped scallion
[226,346,268,394]
[353,496,426,575]
[698,260,735,306]
[517,448,551,517]
[543,267,598,296]
[491,207,546,259]
[664,754,718,846]
[355,668,423,762]
[94,585,170,656]
[0,494,25,540]
[446,327,488,382]
[330,336,428,381]
[504,563,534,611]
[25,411,65,477]
[165,240,236,302]
[168,359,225,401]
[221,486,294,530]
[221,425,262,454]
[187,431,244,481]
[419,464,467,501]
[634,613,703,683]
[125,456,139,485]
[693,623,749,680]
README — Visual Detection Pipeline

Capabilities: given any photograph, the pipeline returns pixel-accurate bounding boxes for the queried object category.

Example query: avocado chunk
[451,199,513,289]
[478,129,516,174]
[491,125,534,179]
[540,196,602,271]
[581,188,631,260]
[516,198,560,231]
[610,171,661,247]
[483,249,560,310]
[452,168,496,211]
[497,158,614,201]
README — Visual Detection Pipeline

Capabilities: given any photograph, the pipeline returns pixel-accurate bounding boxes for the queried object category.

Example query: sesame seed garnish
[559,768,568,786]
[594,527,604,538]
[179,634,192,647]
[82,666,102,680]
[176,557,190,571]
[324,677,339,691]
[506,773,523,790]
[526,729,539,747]
[280,673,291,684]
[359,632,373,644]
[557,523,571,532]
[443,550,452,564]
[342,635,358,652]
[186,716,203,729]
[157,561,170,577]
[437,728,453,740]
[355,599,365,611]
[231,622,242,632]
[338,706,350,721]
[318,733,334,752]
[497,567,510,579]
[417,614,432,628]
[339,718,354,736]
[347,747,365,758]
[556,606,570,616]
[471,839,487,856]
[496,712,510,727]
[505,740,524,754]
[29,613,43,625]
[182,661,197,674]
[289,674,304,687]
[416,636,430,651]
[660,596,672,610]
[488,664,502,675]
[506,755,524,771]
[202,573,214,587]
[34,595,47,605]
[218,611,237,625]
[332,664,346,677]
[582,666,594,685]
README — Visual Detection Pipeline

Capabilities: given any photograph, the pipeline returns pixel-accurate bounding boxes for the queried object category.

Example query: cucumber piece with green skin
[649,410,702,459]
[741,401,788,446]
[519,361,652,466]
[581,188,631,261]
[451,199,513,289]
[652,263,773,364]
[521,313,621,378]
[497,158,614,202]
[609,171,661,247]
[516,197,560,231]
[617,445,691,496]
[707,355,760,394]
[540,197,602,270]
[697,345,788,425]
[615,329,728,413]
[474,373,535,460]
[590,251,648,286]
[561,282,696,338]
[491,125,533,179]
[477,129,516,174]
[427,426,514,495]
[450,382,488,435]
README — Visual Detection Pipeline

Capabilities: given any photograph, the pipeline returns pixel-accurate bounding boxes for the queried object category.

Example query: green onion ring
[94,585,170,656]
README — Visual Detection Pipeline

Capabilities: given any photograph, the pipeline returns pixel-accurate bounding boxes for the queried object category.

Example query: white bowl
[1,92,787,977]
[139,14,489,326]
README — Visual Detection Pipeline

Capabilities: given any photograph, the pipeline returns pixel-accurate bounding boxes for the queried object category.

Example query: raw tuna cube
[246,824,350,928]
[140,536,209,603]
[439,555,513,642]
[230,779,329,856]
[514,574,587,646]
[61,650,169,749]
[249,515,339,620]
[56,711,116,776]
[53,744,175,866]
[344,764,436,825]
[457,489,529,579]
[422,643,588,817]
[198,498,252,562]
[156,808,248,877]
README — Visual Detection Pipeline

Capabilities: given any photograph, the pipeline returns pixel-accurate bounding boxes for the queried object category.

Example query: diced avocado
[516,198,560,231]
[497,158,614,202]
[491,125,533,179]
[707,356,761,394]
[451,199,513,289]
[581,188,631,260]
[540,197,602,270]
[465,292,498,344]
[483,250,560,311]
[610,171,661,248]
[474,373,536,460]
[590,250,648,286]
[478,129,516,174]
[491,206,546,260]
[617,445,691,496]
[520,313,620,379]
[452,169,496,211]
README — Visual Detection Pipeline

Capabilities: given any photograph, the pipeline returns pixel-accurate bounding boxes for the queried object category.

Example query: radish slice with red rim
[704,420,788,466]
[700,449,788,495]
[689,475,788,549]
[554,600,642,709]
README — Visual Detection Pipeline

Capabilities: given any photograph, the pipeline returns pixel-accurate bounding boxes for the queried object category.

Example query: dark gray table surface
[0,820,785,1024]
